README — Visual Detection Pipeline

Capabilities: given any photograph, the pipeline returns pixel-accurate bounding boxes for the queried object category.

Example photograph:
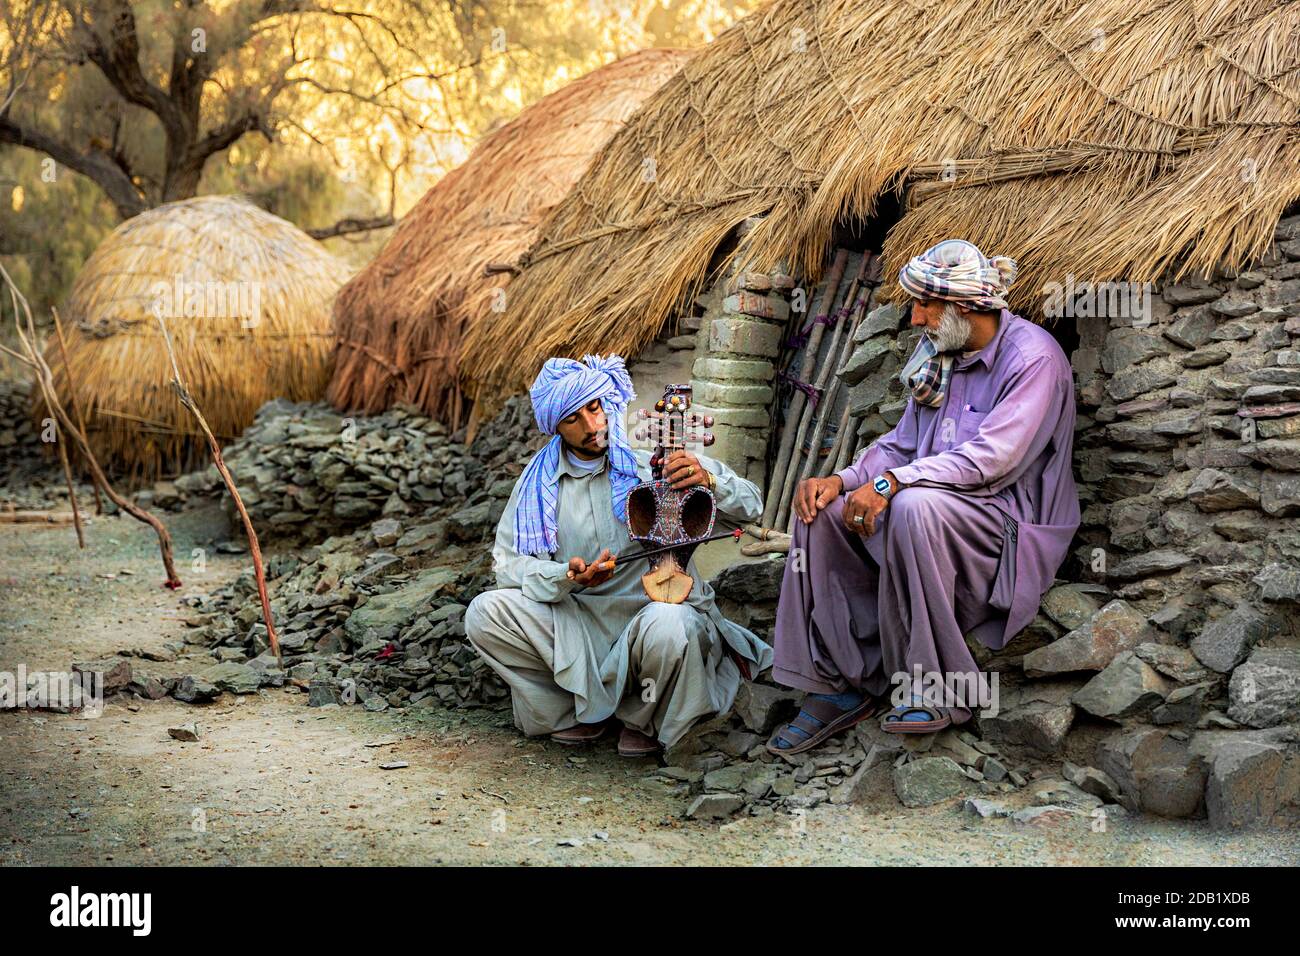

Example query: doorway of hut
[760,193,1081,539]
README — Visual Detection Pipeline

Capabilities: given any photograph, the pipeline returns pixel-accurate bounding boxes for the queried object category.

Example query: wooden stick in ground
[774,252,866,530]
[813,256,884,481]
[41,313,87,547]
[0,262,182,587]
[154,313,280,660]
[760,249,850,530]
[792,258,880,504]
[50,403,84,548]
[779,254,874,525]
[51,307,103,514]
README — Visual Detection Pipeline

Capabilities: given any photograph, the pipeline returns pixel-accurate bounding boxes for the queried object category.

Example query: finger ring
[688,466,695,476]
[853,515,864,524]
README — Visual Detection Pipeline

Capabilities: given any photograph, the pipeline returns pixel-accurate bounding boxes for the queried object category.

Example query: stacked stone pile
[0,379,39,457]
[157,395,548,710]
[178,520,510,712]
[0,377,99,510]
[180,397,541,538]
[643,558,1121,824]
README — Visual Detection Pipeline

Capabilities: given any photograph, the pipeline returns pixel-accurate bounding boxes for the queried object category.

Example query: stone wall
[1056,212,1300,825]
[1071,216,1300,610]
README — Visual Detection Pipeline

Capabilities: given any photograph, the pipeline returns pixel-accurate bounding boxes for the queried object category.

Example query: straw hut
[463,0,1300,410]
[455,0,1300,823]
[327,48,692,430]
[42,195,351,480]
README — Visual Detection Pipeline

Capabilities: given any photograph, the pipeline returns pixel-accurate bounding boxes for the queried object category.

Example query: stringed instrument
[626,384,716,603]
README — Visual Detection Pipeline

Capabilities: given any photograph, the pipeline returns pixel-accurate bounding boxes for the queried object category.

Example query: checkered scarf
[899,334,954,408]
[896,239,1016,407]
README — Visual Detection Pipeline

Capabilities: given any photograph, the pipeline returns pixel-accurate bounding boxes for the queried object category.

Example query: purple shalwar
[773,310,1081,722]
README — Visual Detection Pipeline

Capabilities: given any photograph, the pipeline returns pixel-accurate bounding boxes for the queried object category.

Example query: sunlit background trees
[0,0,757,339]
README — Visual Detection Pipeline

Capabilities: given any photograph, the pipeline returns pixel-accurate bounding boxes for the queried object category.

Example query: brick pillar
[692,261,795,494]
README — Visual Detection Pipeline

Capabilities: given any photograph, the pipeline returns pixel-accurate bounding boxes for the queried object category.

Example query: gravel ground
[2,508,1297,866]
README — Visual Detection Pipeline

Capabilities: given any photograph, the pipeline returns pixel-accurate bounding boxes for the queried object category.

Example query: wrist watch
[872,473,894,499]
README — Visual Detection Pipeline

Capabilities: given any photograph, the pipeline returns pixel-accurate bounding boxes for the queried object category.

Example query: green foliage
[0,145,116,326]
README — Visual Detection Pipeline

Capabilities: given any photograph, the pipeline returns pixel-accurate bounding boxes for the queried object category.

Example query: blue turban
[513,354,640,557]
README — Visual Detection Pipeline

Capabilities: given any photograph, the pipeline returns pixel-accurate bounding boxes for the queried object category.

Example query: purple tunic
[771,309,1081,717]
[834,309,1080,648]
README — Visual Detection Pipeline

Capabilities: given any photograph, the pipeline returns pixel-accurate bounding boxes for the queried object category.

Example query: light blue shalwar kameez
[465,449,772,747]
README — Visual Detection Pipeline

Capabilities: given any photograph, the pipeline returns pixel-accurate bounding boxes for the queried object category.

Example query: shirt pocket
[955,408,989,443]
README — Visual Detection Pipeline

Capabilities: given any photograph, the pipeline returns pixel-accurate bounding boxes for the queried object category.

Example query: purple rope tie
[778,369,823,408]
[783,307,852,350]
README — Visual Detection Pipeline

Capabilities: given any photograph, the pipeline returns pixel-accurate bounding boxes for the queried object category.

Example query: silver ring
[853,515,864,524]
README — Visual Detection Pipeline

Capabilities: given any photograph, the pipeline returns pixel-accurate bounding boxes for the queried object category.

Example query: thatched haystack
[463,0,1300,409]
[42,195,351,480]
[327,48,692,428]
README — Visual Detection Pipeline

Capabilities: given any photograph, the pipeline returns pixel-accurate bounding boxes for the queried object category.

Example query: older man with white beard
[766,239,1081,755]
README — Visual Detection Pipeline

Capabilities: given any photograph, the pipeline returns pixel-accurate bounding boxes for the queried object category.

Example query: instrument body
[625,384,716,603]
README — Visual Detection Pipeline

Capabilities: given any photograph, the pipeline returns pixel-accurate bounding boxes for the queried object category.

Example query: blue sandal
[880,701,951,735]
[766,695,879,757]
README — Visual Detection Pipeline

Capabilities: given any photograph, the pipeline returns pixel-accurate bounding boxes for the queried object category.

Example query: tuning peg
[701,415,714,428]
[634,427,648,441]
[701,432,715,447]
[637,407,650,419]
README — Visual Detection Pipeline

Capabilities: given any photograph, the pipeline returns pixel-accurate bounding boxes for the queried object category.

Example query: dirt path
[2,509,1296,866]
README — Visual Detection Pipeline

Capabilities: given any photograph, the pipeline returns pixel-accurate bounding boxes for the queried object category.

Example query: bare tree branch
[0,113,148,218]
[1,0,564,225]
[306,213,394,239]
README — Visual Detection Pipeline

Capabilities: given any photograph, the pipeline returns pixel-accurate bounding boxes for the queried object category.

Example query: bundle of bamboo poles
[761,248,884,533]
[761,249,848,531]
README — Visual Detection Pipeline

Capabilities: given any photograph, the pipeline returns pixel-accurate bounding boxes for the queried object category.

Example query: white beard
[925,303,973,353]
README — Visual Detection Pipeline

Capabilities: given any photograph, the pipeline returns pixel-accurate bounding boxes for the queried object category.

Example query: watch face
[874,476,890,495]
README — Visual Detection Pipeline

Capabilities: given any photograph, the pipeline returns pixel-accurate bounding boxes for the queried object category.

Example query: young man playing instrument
[465,354,771,757]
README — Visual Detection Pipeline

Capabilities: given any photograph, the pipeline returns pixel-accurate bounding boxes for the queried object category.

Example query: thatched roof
[327,48,692,427]
[463,0,1300,409]
[44,195,351,479]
